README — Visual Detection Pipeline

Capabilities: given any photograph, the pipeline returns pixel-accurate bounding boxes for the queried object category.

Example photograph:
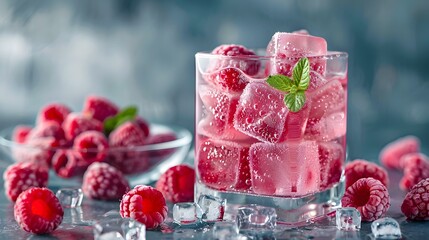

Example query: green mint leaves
[266,57,310,112]
[103,106,138,135]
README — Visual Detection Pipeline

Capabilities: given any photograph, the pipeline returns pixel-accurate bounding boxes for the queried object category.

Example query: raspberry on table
[155,164,195,203]
[211,44,260,76]
[62,113,103,141]
[14,187,63,234]
[120,185,168,229]
[82,95,119,122]
[399,153,429,191]
[73,130,109,164]
[36,103,71,125]
[82,162,130,201]
[341,177,390,221]
[379,135,420,169]
[51,150,86,178]
[345,159,389,189]
[401,178,429,220]
[12,125,32,143]
[3,161,49,202]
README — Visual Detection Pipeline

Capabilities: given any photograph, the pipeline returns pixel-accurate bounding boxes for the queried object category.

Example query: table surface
[0,155,428,240]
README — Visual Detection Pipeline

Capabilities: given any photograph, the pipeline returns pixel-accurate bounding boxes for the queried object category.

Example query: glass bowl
[0,123,192,187]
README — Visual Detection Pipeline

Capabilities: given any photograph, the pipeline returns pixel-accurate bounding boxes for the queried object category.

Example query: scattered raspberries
[156,164,195,203]
[399,153,429,191]
[82,162,130,201]
[120,185,168,229]
[401,178,429,220]
[14,187,63,234]
[345,159,389,189]
[379,135,420,169]
[341,178,390,221]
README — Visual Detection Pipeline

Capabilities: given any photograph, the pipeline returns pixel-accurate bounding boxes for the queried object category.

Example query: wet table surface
[0,156,428,240]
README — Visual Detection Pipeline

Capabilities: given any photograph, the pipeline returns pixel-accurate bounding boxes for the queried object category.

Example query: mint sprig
[266,57,310,112]
[103,106,138,135]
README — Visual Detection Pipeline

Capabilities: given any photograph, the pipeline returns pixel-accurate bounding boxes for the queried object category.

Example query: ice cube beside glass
[236,204,277,232]
[335,207,361,231]
[173,202,203,226]
[93,218,146,240]
[55,188,83,208]
[198,194,226,222]
[212,221,239,239]
[371,217,401,239]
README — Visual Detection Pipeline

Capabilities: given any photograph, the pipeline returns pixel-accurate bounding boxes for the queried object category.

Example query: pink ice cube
[281,103,310,140]
[234,82,289,143]
[249,140,320,197]
[305,111,347,141]
[318,142,344,189]
[197,138,251,190]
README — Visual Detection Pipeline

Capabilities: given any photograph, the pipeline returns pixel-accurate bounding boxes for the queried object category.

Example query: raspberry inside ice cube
[234,82,289,143]
[249,141,320,196]
[318,142,345,189]
[306,111,347,141]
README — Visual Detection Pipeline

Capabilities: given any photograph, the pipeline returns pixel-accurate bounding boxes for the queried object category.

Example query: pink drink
[195,32,348,223]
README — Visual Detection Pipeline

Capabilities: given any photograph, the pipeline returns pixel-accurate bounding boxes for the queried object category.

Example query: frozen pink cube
[318,142,345,189]
[197,138,251,190]
[281,103,311,140]
[380,135,420,169]
[249,141,320,196]
[234,82,289,143]
[305,111,347,141]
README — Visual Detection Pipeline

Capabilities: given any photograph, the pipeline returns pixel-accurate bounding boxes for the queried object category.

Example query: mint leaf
[266,75,294,92]
[103,106,138,135]
[292,57,310,91]
[284,91,306,112]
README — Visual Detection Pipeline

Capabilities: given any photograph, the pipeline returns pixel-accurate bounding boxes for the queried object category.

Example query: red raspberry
[134,117,150,138]
[37,103,71,125]
[341,177,390,221]
[145,132,177,158]
[82,95,119,122]
[206,68,248,92]
[51,150,86,178]
[109,121,146,147]
[14,187,63,234]
[155,164,195,203]
[379,135,420,169]
[345,159,389,189]
[399,153,429,191]
[120,185,168,229]
[27,121,66,144]
[12,125,32,143]
[211,44,260,75]
[82,162,130,201]
[62,113,103,141]
[73,131,109,164]
[3,161,49,202]
[401,178,429,220]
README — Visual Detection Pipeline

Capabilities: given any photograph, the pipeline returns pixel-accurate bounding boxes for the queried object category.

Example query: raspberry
[14,187,63,234]
[345,159,389,189]
[399,153,429,191]
[62,113,103,141]
[155,164,195,203]
[379,135,420,169]
[120,185,168,229]
[82,95,119,122]
[401,178,429,220]
[135,117,150,138]
[341,177,390,221]
[109,121,146,147]
[82,162,130,201]
[36,103,71,125]
[206,67,248,92]
[145,132,177,158]
[12,125,32,143]
[51,150,86,178]
[3,161,49,202]
[211,44,260,75]
[27,121,66,144]
[73,131,109,164]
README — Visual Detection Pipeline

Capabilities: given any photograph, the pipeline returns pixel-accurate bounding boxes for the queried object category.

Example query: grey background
[0,0,428,161]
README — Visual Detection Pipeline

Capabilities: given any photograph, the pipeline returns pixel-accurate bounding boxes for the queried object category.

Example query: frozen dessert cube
[197,139,251,190]
[318,142,344,189]
[234,82,289,143]
[55,188,83,208]
[336,207,361,231]
[371,217,401,239]
[173,202,203,226]
[236,204,277,231]
[249,140,320,196]
[197,194,226,222]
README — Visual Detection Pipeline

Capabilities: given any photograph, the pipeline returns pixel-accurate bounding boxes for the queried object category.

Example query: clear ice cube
[122,219,146,240]
[55,188,83,208]
[371,217,401,239]
[236,204,277,231]
[173,202,203,225]
[93,218,146,240]
[212,221,239,239]
[336,207,361,231]
[97,232,125,240]
[198,195,226,222]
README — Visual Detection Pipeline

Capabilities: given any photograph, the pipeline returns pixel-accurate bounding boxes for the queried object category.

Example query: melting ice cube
[55,188,83,208]
[93,218,145,240]
[173,202,203,225]
[371,217,401,239]
[212,221,239,239]
[198,195,226,222]
[236,204,277,232]
[336,207,361,231]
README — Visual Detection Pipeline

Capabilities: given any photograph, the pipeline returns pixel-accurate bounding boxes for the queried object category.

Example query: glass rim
[195,50,348,61]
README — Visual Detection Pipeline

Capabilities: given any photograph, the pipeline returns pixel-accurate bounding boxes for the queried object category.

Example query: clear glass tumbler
[195,50,348,225]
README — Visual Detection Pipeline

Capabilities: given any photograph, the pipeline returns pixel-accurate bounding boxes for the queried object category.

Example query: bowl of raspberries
[0,95,192,186]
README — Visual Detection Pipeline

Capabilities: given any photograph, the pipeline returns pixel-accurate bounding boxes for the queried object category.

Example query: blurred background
[0,0,428,161]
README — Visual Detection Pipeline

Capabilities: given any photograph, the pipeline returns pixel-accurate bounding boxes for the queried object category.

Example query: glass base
[195,176,345,227]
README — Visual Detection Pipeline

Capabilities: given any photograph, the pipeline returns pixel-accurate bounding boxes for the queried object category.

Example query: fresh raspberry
[82,162,130,201]
[14,187,63,234]
[206,67,248,92]
[12,125,32,143]
[134,117,150,138]
[401,178,429,220]
[155,164,195,203]
[120,185,168,229]
[399,153,429,191]
[3,161,49,202]
[145,132,177,158]
[36,103,71,125]
[345,159,389,189]
[82,95,119,122]
[62,113,103,141]
[51,150,86,178]
[27,121,66,144]
[341,177,390,221]
[73,131,109,164]
[13,137,60,166]
[109,121,146,147]
[379,135,420,169]
[211,44,260,75]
